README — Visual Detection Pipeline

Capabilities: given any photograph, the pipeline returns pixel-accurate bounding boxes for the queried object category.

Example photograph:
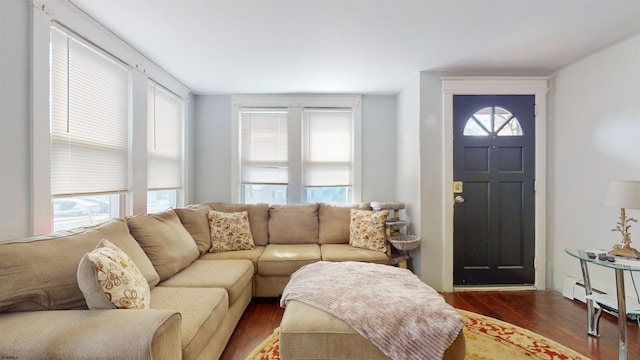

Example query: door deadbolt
[455,195,465,204]
[453,181,463,193]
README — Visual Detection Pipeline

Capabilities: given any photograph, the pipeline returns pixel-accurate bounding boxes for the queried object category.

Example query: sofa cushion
[0,218,158,312]
[127,209,200,281]
[0,308,181,360]
[258,244,321,276]
[199,246,265,274]
[209,202,270,246]
[320,244,389,264]
[150,286,228,360]
[207,210,255,253]
[349,209,389,252]
[158,259,253,307]
[77,239,151,309]
[269,203,319,244]
[174,204,213,254]
[318,203,372,244]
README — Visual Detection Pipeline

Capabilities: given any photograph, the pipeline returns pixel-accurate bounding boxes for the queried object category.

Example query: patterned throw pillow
[207,210,255,253]
[349,209,389,252]
[77,239,150,309]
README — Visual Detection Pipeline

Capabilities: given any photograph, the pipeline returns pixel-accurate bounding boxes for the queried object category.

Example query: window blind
[50,27,129,196]
[240,109,288,184]
[303,109,353,187]
[147,83,183,190]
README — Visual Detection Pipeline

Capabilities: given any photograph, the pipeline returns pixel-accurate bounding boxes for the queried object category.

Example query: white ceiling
[70,0,640,95]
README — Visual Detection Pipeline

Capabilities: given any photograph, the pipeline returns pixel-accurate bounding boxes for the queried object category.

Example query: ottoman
[280,300,466,360]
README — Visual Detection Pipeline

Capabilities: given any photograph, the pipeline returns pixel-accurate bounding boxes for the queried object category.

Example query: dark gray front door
[453,95,535,286]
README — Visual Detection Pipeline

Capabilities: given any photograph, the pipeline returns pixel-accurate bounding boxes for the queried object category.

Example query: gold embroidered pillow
[77,239,150,309]
[349,209,389,252]
[207,210,255,253]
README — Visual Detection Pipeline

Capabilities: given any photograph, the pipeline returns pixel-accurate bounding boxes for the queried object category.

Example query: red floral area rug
[246,327,280,360]
[246,310,591,360]
[458,309,590,360]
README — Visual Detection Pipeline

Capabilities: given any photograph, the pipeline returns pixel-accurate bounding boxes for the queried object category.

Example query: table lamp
[604,179,640,258]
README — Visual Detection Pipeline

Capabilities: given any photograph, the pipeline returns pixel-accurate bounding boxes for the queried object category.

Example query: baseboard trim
[453,285,537,292]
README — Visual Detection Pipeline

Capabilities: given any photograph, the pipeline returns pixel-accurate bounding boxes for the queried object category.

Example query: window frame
[231,95,362,204]
[31,0,190,234]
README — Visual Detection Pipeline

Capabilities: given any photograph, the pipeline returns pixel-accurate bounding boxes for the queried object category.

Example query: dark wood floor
[220,290,639,360]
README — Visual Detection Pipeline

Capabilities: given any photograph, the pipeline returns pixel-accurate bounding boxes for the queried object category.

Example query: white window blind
[147,83,183,190]
[303,109,353,187]
[50,26,129,196]
[240,109,288,185]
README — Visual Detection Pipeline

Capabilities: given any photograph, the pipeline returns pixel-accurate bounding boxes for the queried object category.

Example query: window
[50,26,128,230]
[303,109,353,204]
[33,2,191,234]
[147,83,184,213]
[240,109,289,204]
[463,106,523,136]
[234,95,361,205]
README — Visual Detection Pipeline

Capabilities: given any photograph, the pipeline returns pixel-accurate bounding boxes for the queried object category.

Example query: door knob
[454,195,465,204]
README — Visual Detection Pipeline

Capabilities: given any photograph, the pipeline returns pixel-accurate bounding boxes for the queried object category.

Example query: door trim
[442,76,551,292]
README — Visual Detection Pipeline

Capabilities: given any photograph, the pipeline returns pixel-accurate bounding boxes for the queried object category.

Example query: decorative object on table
[603,179,640,258]
[370,201,420,268]
[246,310,591,360]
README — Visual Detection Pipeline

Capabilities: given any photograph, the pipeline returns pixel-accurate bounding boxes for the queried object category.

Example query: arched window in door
[463,106,523,136]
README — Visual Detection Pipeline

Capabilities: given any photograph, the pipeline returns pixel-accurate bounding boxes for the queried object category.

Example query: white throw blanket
[280,261,464,360]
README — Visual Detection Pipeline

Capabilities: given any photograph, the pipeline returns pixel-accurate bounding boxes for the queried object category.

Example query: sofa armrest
[0,309,181,360]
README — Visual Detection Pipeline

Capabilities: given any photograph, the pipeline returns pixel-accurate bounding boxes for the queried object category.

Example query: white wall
[361,95,397,201]
[418,72,449,290]
[549,33,640,296]
[191,95,397,204]
[0,0,31,240]
[192,95,233,203]
[396,77,424,276]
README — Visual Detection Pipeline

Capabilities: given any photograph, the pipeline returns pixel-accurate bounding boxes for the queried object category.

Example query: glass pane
[305,187,349,205]
[493,107,511,129]
[463,118,489,136]
[53,194,119,231]
[147,189,177,213]
[463,106,523,136]
[243,184,287,204]
[473,107,493,131]
[496,118,524,136]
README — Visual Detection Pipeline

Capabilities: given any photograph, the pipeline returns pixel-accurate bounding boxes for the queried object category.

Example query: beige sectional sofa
[0,201,389,359]
[204,202,389,297]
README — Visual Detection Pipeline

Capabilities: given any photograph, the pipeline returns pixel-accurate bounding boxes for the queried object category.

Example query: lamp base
[609,247,640,259]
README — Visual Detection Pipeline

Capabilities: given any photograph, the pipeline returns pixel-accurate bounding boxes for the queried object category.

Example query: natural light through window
[50,26,129,231]
[241,109,289,204]
[463,106,523,136]
[234,95,361,205]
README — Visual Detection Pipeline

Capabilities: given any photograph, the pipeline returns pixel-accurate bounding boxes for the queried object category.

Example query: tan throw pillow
[349,209,389,252]
[77,239,150,310]
[174,204,214,255]
[207,210,255,253]
[127,209,200,281]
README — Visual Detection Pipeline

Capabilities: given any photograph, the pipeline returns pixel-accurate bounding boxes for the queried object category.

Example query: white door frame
[442,76,551,291]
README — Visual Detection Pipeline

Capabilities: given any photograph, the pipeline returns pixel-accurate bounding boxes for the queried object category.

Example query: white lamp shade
[603,180,640,210]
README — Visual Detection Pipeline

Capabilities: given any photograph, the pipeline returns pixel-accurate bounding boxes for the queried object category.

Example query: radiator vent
[562,275,632,320]
[562,275,606,303]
